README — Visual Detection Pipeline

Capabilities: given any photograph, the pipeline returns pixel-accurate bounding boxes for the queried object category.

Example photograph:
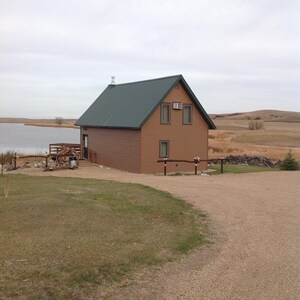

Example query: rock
[34,161,46,168]
[210,155,281,168]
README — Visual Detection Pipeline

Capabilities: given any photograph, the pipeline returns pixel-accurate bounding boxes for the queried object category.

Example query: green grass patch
[0,175,207,299]
[209,164,280,174]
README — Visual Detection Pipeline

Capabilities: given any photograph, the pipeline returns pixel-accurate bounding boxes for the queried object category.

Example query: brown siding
[80,127,141,173]
[141,83,208,173]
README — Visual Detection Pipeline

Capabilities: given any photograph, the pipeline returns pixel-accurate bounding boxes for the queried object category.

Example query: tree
[279,151,299,171]
[55,117,63,125]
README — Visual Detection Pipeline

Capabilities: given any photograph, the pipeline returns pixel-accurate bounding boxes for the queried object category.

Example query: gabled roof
[75,75,216,129]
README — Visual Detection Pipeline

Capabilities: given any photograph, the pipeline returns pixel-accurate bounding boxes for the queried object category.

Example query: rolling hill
[210,110,300,123]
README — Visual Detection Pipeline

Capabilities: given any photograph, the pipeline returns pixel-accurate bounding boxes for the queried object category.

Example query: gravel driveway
[16,166,300,299]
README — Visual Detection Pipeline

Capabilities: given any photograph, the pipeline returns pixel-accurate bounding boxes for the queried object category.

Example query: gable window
[161,103,170,124]
[183,105,192,125]
[159,140,169,158]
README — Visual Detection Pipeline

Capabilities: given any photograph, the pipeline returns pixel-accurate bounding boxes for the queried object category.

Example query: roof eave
[77,124,140,130]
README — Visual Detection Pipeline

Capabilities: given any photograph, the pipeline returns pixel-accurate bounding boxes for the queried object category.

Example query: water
[0,123,79,154]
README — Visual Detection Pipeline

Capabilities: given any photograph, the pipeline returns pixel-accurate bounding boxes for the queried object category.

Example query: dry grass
[24,121,78,128]
[0,175,206,299]
[209,120,300,160]
[0,118,78,129]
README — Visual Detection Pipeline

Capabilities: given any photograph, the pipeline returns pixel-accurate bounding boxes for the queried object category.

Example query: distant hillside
[0,118,78,128]
[210,110,300,123]
[0,118,77,124]
[0,118,33,123]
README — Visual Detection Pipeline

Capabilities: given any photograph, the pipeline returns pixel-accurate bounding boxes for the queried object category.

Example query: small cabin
[76,75,216,173]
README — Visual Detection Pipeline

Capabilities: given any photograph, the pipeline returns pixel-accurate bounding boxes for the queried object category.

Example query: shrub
[248,120,264,130]
[0,150,14,176]
[279,151,299,171]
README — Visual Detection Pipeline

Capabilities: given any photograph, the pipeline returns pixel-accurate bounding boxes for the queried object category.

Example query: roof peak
[108,74,182,87]
[76,74,216,129]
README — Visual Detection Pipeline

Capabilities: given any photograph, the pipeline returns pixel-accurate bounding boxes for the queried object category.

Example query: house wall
[80,127,141,173]
[141,83,209,173]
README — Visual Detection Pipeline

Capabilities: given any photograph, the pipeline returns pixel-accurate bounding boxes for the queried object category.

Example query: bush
[279,151,299,171]
[0,150,14,176]
[248,120,264,130]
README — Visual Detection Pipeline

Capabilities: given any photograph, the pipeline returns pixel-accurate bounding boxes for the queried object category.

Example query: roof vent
[111,76,115,85]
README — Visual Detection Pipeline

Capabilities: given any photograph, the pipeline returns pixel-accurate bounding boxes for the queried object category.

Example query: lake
[0,123,79,154]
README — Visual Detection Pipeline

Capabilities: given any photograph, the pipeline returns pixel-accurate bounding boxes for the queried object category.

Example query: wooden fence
[12,143,81,170]
[12,154,49,170]
[157,157,225,175]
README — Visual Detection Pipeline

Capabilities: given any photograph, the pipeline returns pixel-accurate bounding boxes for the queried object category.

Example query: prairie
[209,110,300,160]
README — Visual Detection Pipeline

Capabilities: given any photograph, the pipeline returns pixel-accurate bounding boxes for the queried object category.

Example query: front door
[83,134,88,159]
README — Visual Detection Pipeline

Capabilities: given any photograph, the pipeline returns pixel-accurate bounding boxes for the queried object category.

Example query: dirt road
[16,166,300,299]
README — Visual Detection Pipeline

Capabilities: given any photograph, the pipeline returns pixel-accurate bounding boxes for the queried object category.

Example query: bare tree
[55,117,63,125]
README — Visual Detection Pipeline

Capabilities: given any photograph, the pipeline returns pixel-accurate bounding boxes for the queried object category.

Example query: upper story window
[161,103,170,124]
[183,104,192,125]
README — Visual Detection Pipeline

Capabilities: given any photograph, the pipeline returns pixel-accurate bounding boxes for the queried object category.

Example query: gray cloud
[0,0,299,118]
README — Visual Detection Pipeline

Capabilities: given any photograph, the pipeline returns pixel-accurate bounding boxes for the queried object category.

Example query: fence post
[163,157,167,176]
[45,154,48,168]
[13,153,17,170]
[220,157,224,174]
[194,157,200,175]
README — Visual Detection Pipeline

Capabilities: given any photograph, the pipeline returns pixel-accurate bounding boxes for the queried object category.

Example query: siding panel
[81,127,141,173]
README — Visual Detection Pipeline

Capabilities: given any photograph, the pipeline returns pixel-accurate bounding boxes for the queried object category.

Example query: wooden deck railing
[12,154,49,170]
[49,143,80,156]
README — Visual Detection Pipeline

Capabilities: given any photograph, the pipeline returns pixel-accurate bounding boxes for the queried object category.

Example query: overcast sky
[1,0,299,118]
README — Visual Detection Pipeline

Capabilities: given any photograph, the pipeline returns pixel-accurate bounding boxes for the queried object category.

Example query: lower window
[159,140,169,158]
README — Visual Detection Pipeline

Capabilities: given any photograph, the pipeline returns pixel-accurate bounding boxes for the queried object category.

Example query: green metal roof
[75,75,216,129]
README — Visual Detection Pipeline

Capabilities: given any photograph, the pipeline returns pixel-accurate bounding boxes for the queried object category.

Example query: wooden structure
[76,75,216,173]
[49,143,80,156]
[49,143,80,169]
[12,143,81,170]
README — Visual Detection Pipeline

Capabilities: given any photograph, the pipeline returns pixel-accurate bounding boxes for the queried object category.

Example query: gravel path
[16,166,300,299]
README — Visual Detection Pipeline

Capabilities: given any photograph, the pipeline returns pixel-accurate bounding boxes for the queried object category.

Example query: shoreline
[0,119,79,129]
[24,122,79,129]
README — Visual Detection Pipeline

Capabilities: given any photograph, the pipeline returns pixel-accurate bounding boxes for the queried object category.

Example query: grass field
[0,175,206,299]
